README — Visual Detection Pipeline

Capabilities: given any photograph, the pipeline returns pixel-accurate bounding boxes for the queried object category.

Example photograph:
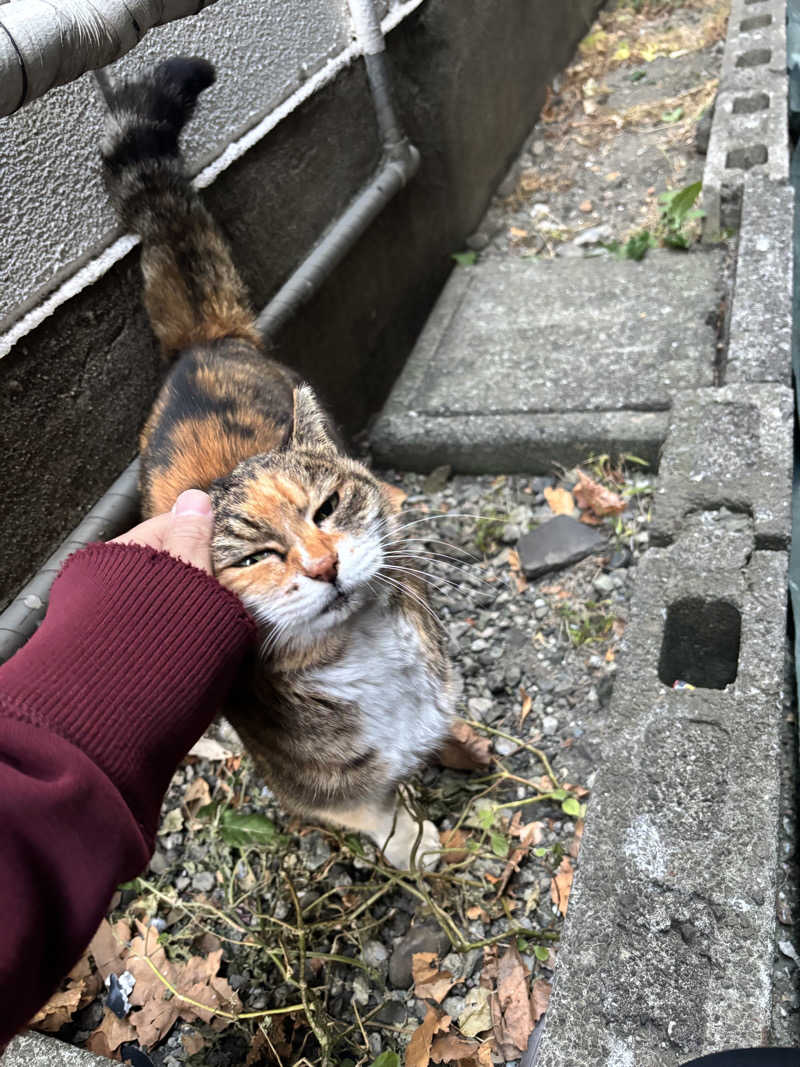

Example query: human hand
[111,489,214,573]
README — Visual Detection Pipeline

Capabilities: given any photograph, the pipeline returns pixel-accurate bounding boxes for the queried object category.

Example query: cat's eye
[232,547,285,568]
[314,491,340,526]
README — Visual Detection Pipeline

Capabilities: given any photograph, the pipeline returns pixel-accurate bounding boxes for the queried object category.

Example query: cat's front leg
[317,796,440,872]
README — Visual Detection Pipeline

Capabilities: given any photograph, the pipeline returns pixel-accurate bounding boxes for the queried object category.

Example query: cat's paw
[380,817,441,872]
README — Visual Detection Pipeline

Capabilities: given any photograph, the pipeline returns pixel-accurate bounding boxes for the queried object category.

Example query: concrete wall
[0,0,602,608]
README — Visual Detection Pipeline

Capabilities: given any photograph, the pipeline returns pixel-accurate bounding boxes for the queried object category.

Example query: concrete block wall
[533,3,795,1063]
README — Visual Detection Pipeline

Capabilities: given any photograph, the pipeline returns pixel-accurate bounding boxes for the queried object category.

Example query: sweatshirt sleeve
[0,542,256,1044]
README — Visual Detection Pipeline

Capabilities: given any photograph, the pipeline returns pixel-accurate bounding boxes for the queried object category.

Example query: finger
[110,512,172,548]
[162,489,214,573]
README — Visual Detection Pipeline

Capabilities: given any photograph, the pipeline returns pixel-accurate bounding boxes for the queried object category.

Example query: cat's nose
[305,553,338,583]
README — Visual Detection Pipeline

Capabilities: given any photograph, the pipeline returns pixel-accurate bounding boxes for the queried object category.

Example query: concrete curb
[533,2,794,1063]
[0,1033,110,1066]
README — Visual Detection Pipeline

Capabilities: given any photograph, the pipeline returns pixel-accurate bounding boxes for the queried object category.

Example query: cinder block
[702,0,788,237]
[649,384,793,549]
[725,173,794,385]
[533,527,788,1067]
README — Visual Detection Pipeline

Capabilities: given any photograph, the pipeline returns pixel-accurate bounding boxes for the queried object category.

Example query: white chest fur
[303,603,452,780]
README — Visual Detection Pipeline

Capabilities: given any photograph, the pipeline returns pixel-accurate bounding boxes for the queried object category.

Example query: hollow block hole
[736,48,772,67]
[740,13,772,30]
[658,598,741,690]
[726,144,768,169]
[732,92,769,114]
[744,0,768,4]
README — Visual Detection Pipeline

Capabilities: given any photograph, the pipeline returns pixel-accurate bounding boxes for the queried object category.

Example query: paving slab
[371,250,724,473]
[532,521,789,1067]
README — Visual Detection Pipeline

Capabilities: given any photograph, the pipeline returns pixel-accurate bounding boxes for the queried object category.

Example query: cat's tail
[100,56,261,354]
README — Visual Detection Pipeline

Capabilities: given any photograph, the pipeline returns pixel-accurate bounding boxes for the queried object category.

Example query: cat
[100,56,453,869]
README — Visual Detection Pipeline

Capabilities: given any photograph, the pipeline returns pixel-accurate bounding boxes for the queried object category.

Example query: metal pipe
[0,0,420,662]
[0,0,218,116]
[0,459,140,663]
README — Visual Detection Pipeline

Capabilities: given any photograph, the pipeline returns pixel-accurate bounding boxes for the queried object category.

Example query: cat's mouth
[320,585,350,615]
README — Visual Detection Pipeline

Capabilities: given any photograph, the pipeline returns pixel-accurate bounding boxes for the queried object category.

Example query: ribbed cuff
[0,543,256,836]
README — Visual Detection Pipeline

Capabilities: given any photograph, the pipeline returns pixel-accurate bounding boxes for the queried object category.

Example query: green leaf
[452,250,477,267]
[118,878,142,892]
[551,789,568,801]
[534,944,550,962]
[561,796,581,817]
[196,801,222,820]
[659,181,702,226]
[218,811,281,849]
[517,936,529,951]
[369,1053,401,1067]
[533,846,547,857]
[629,69,646,82]
[661,106,683,124]
[624,229,654,261]
[490,831,510,859]
[344,834,365,857]
[477,806,497,831]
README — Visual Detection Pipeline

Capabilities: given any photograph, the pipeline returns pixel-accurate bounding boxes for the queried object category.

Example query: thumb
[163,489,214,573]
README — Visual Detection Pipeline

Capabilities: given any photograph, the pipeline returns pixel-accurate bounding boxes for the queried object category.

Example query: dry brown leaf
[430,1034,481,1063]
[88,918,130,980]
[568,818,586,860]
[519,687,533,727]
[439,720,492,770]
[507,548,528,593]
[572,469,626,518]
[86,1007,137,1054]
[413,953,456,1004]
[492,946,534,1060]
[439,827,470,865]
[564,782,590,798]
[543,486,575,516]
[579,510,604,526]
[466,904,490,923]
[532,978,551,1024]
[29,987,83,1032]
[550,857,574,916]
[406,1007,450,1067]
[182,1031,206,1055]
[187,736,234,761]
[183,775,212,816]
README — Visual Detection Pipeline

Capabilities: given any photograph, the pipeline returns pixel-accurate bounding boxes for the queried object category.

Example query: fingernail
[172,489,213,517]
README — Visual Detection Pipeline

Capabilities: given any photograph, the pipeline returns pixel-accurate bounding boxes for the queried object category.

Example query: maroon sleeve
[0,542,256,1043]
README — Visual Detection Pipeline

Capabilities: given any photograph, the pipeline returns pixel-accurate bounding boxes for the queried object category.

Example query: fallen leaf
[550,857,574,916]
[605,171,621,182]
[187,736,234,761]
[89,918,131,980]
[430,1034,481,1063]
[245,1030,270,1066]
[579,511,604,526]
[519,687,533,727]
[563,783,590,799]
[29,987,83,1032]
[532,979,551,1024]
[182,1031,206,1055]
[579,198,593,212]
[86,1007,137,1054]
[568,818,586,860]
[572,469,626,518]
[466,905,490,923]
[543,486,575,516]
[439,720,492,770]
[439,828,470,865]
[406,1007,450,1067]
[507,548,528,593]
[183,776,212,817]
[492,946,534,1059]
[509,226,529,239]
[458,986,493,1038]
[413,953,456,1004]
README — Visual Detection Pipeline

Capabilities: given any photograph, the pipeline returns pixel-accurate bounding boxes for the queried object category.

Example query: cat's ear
[290,385,337,454]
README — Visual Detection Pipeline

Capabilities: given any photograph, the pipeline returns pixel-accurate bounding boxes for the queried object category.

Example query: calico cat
[100,57,453,869]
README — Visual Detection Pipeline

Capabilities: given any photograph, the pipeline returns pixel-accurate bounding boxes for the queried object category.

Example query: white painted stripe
[0,0,426,360]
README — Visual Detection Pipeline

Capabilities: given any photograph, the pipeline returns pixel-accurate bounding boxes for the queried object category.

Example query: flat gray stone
[371,251,723,472]
[1,1033,111,1066]
[388,921,451,989]
[517,516,606,578]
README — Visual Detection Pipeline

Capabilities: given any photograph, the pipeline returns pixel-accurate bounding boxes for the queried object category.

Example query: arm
[0,499,255,1043]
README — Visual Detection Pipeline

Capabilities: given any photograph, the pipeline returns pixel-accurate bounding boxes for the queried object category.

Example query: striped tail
[100,57,261,354]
